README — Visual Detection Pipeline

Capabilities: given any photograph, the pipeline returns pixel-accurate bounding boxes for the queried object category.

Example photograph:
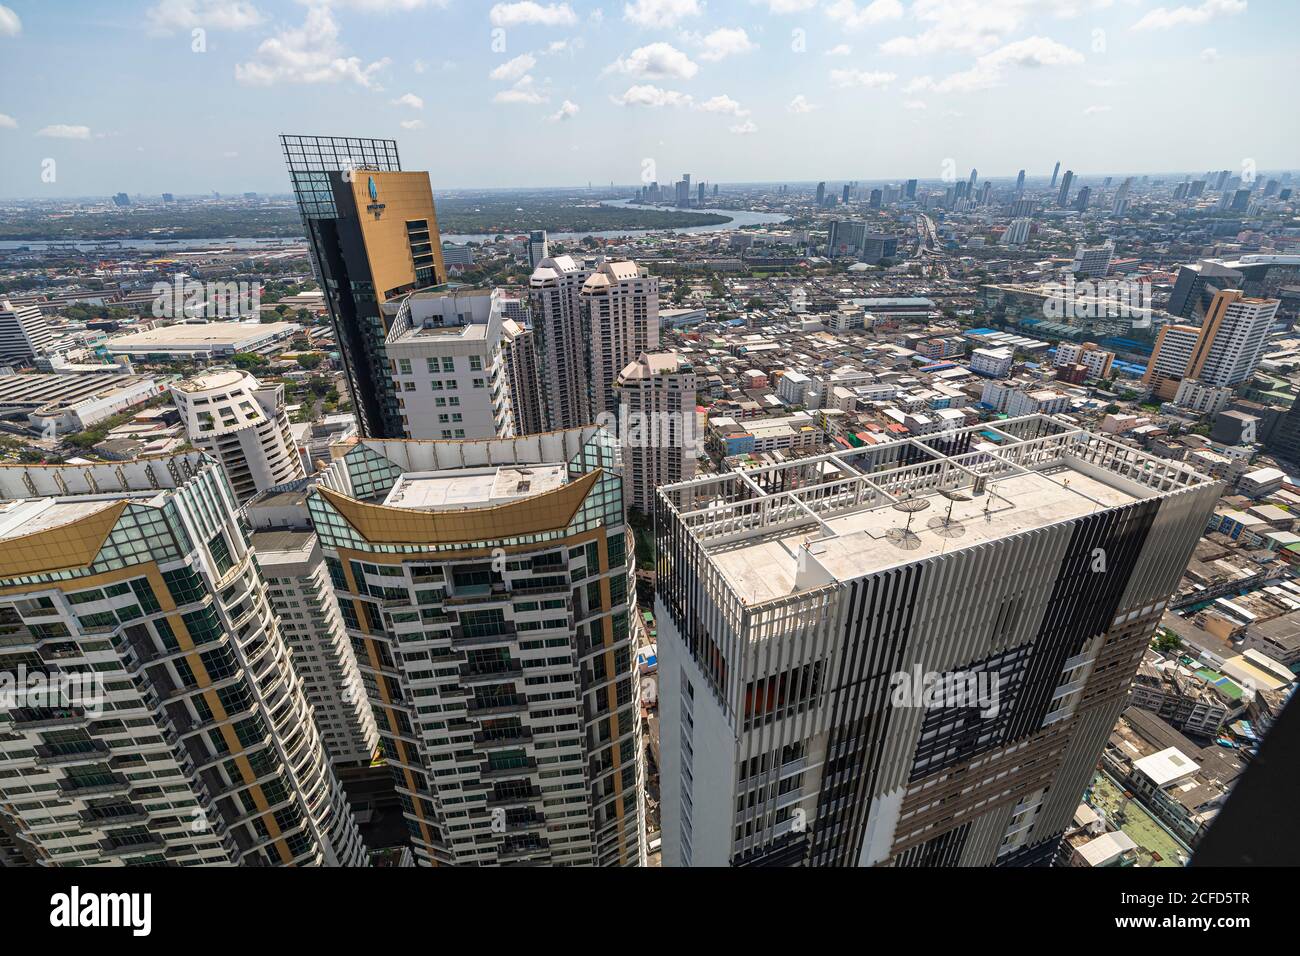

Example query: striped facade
[655,415,1222,867]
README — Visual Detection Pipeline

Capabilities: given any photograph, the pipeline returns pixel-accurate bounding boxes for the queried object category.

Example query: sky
[0,0,1295,197]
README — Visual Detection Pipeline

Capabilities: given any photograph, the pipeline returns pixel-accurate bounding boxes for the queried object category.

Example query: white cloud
[392,92,424,109]
[695,94,750,116]
[400,119,425,129]
[880,0,1109,57]
[1087,76,1121,87]
[490,52,537,82]
[316,0,452,10]
[489,2,578,27]
[605,42,699,79]
[623,0,702,29]
[610,84,694,107]
[755,0,817,12]
[0,4,19,37]
[549,99,581,120]
[825,0,904,31]
[145,0,264,34]
[906,36,1084,93]
[38,125,92,140]
[234,7,390,89]
[682,27,757,62]
[903,99,927,110]
[0,113,15,128]
[787,94,819,113]
[1083,104,1111,114]
[824,44,853,56]
[495,83,548,104]
[545,38,584,54]
[1200,47,1221,61]
[730,120,758,135]
[830,68,897,89]
[1133,0,1247,31]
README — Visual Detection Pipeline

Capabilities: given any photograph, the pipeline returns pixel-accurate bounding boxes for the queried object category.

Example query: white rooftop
[383,465,568,511]
[1134,747,1200,788]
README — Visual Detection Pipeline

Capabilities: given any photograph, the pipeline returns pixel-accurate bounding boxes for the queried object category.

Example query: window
[398,359,412,375]
[469,356,483,371]
[441,357,455,372]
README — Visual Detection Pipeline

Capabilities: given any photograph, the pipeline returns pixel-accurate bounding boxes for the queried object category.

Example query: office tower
[1173,181,1190,201]
[1073,185,1091,211]
[1015,169,1025,195]
[862,234,898,265]
[615,351,697,514]
[827,220,868,258]
[700,182,707,205]
[869,189,883,209]
[1168,260,1244,321]
[815,182,826,206]
[1230,188,1252,212]
[842,184,851,205]
[280,134,447,439]
[1010,198,1037,217]
[1214,169,1231,191]
[968,168,978,192]
[528,230,549,271]
[582,260,661,419]
[529,254,597,431]
[954,181,967,201]
[1143,289,1281,399]
[654,414,1222,867]
[113,192,131,207]
[0,455,368,866]
[171,370,306,504]
[713,184,720,198]
[905,179,918,200]
[383,287,514,441]
[307,428,645,866]
[1112,177,1132,216]
[1189,180,1206,198]
[1001,218,1032,247]
[0,298,54,367]
[502,318,544,436]
[1071,241,1113,278]
[979,182,992,205]
[246,495,379,769]
[1057,170,1074,207]
[1050,161,1060,188]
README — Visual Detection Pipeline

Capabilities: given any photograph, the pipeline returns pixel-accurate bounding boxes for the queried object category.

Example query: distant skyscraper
[280,135,447,439]
[581,260,660,419]
[1050,161,1061,188]
[1057,170,1075,207]
[827,220,868,258]
[0,298,54,366]
[869,189,882,209]
[905,178,918,200]
[0,455,369,866]
[616,351,697,514]
[842,184,851,205]
[528,230,549,270]
[1002,218,1032,247]
[1073,185,1091,211]
[1144,289,1281,399]
[968,168,978,191]
[1015,169,1026,194]
[655,415,1222,867]
[308,428,646,866]
[815,182,826,206]
[1071,240,1113,278]
[171,370,306,504]
[529,254,597,431]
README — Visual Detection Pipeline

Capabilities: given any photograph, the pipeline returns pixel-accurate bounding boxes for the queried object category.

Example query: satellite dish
[889,496,931,537]
[885,527,922,550]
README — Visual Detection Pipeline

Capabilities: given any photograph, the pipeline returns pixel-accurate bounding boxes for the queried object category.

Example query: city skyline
[0,0,1297,196]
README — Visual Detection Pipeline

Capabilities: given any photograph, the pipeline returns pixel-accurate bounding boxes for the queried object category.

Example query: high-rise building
[1073,185,1091,211]
[307,428,646,866]
[0,298,54,367]
[655,414,1222,866]
[842,184,851,205]
[528,230,549,271]
[0,454,368,866]
[1015,169,1026,195]
[615,351,697,514]
[1143,289,1281,399]
[1071,241,1114,278]
[1001,218,1032,247]
[905,179,918,200]
[1050,161,1061,188]
[827,220,868,258]
[280,134,447,439]
[501,318,544,437]
[869,188,883,209]
[383,287,514,441]
[247,493,380,769]
[529,254,597,431]
[171,370,306,504]
[815,182,826,206]
[1057,170,1075,207]
[581,260,660,421]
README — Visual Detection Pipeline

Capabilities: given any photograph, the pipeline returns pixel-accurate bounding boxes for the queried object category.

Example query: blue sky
[0,0,1295,197]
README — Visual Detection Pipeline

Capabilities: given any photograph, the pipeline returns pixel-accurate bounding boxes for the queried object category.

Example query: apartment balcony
[466,695,528,717]
[497,838,551,862]
[10,707,86,730]
[79,805,150,829]
[58,773,133,798]
[480,757,538,780]
[449,623,518,648]
[98,832,167,858]
[445,583,511,607]
[485,785,542,809]
[34,739,112,767]
[472,727,533,749]
[459,661,523,685]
